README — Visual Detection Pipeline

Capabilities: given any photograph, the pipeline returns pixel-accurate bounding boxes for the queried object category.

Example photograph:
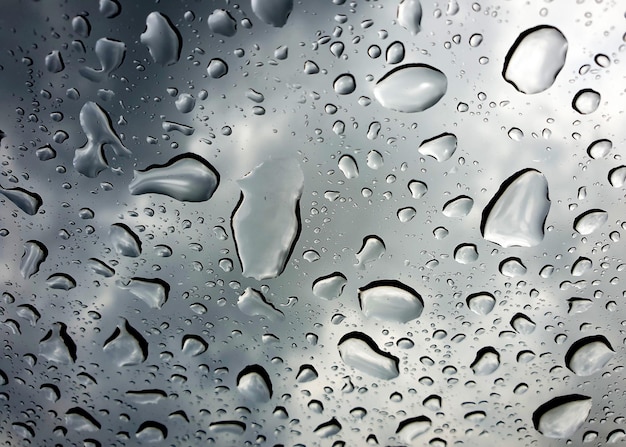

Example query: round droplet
[386,41,405,64]
[572,89,600,114]
[454,244,478,264]
[207,58,228,78]
[333,74,356,95]
[374,64,447,113]
[565,335,614,376]
[586,139,612,159]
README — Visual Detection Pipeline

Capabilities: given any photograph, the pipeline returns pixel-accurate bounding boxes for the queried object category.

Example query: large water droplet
[359,280,424,323]
[418,133,457,162]
[374,64,447,113]
[454,243,478,264]
[510,313,536,334]
[503,25,568,94]
[572,89,600,114]
[140,12,181,66]
[126,389,167,405]
[396,416,432,443]
[0,185,42,215]
[73,102,131,178]
[533,395,592,438]
[232,158,303,280]
[251,0,293,27]
[571,257,592,277]
[481,169,550,247]
[65,407,101,433]
[573,209,607,235]
[209,421,246,435]
[470,347,500,375]
[408,180,428,198]
[110,223,142,257]
[39,322,77,364]
[442,195,473,217]
[46,273,76,290]
[355,235,385,268]
[135,422,167,443]
[396,0,423,34]
[129,154,219,202]
[79,38,126,82]
[312,272,347,300]
[44,50,64,73]
[103,320,148,366]
[208,9,237,37]
[314,418,342,438]
[499,257,527,277]
[333,74,356,95]
[586,139,612,159]
[608,166,626,188]
[72,15,91,38]
[565,335,614,376]
[118,277,169,309]
[87,258,115,277]
[338,154,359,178]
[237,287,285,321]
[20,240,47,278]
[466,292,496,315]
[386,41,405,64]
[338,332,400,379]
[237,365,273,403]
[207,58,228,78]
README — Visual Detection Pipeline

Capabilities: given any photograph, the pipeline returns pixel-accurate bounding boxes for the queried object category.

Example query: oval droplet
[312,272,347,301]
[237,365,273,403]
[565,335,614,376]
[442,195,473,217]
[586,139,612,159]
[333,74,356,95]
[338,332,400,379]
[572,89,600,114]
[358,280,424,323]
[533,395,592,438]
[466,292,496,315]
[470,347,500,375]
[573,209,608,235]
[418,132,457,162]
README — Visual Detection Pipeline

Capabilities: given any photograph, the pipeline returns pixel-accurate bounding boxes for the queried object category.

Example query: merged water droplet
[338,332,400,379]
[408,180,428,198]
[129,154,220,202]
[312,272,347,300]
[470,347,500,375]
[481,169,550,247]
[418,133,457,162]
[355,235,385,268]
[110,223,142,257]
[118,277,169,309]
[0,185,42,215]
[103,320,148,366]
[442,195,473,217]
[572,89,600,114]
[374,64,447,113]
[237,365,273,403]
[466,292,496,315]
[140,12,181,66]
[358,280,424,323]
[565,335,614,376]
[20,240,47,278]
[251,0,293,27]
[73,102,131,177]
[396,0,423,34]
[503,25,568,94]
[237,287,285,321]
[126,389,167,405]
[44,50,64,73]
[510,313,536,334]
[573,209,608,235]
[533,395,592,438]
[79,38,126,82]
[208,9,237,37]
[39,322,77,364]
[232,158,303,280]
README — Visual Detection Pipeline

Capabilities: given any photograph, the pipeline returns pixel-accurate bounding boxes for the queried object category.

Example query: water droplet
[251,0,293,27]
[586,139,612,159]
[571,257,592,276]
[454,243,478,264]
[466,292,496,315]
[207,58,228,78]
[39,322,77,364]
[110,223,142,257]
[386,41,405,64]
[396,416,432,442]
[232,158,303,280]
[237,365,273,403]
[314,418,342,437]
[397,0,423,34]
[470,347,500,375]
[481,169,550,247]
[79,38,126,82]
[72,15,91,38]
[333,74,356,95]
[36,144,56,161]
[0,185,42,215]
[129,154,219,202]
[358,280,424,323]
[118,277,169,309]
[20,240,47,278]
[312,272,347,300]
[209,420,246,434]
[355,235,385,268]
[469,33,483,47]
[533,395,592,438]
[175,93,195,113]
[418,133,457,162]
[397,207,416,222]
[44,50,64,73]
[594,53,610,67]
[508,127,524,141]
[330,41,344,58]
[296,364,318,382]
[568,298,593,314]
[139,12,181,66]
[87,258,115,277]
[374,64,447,112]
[338,332,399,379]
[103,320,148,366]
[565,335,614,376]
[408,180,428,198]
[99,0,120,18]
[572,89,600,114]
[573,209,608,235]
[338,154,359,178]
[126,389,167,405]
[511,313,536,334]
[442,195,473,217]
[65,407,101,432]
[237,287,285,321]
[503,25,568,94]
[73,102,131,178]
[608,166,626,187]
[274,45,288,60]
[366,150,384,169]
[499,257,527,277]
[46,273,76,290]
[135,421,167,443]
[208,9,237,36]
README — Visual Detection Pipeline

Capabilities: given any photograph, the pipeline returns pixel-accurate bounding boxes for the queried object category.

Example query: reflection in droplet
[374,64,447,113]
[237,365,273,403]
[355,236,385,268]
[573,209,608,235]
[442,195,473,217]
[572,89,600,114]
[466,292,496,315]
[397,0,423,34]
[358,280,424,323]
[565,335,614,376]
[533,395,592,438]
[418,133,457,162]
[338,332,400,379]
[110,223,142,257]
[470,347,500,375]
[312,272,347,301]
[140,12,181,66]
[503,25,568,94]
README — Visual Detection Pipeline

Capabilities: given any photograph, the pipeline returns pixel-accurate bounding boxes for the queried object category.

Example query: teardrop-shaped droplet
[65,407,101,433]
[533,395,592,438]
[503,25,568,94]
[314,418,342,438]
[237,365,273,403]
[338,154,359,178]
[358,280,424,323]
[386,41,405,64]
[481,169,550,247]
[374,64,447,113]
[338,332,400,379]
[355,235,385,268]
[0,185,42,215]
[312,272,347,301]
[397,0,423,34]
[418,133,457,162]
[565,335,614,376]
[110,223,142,257]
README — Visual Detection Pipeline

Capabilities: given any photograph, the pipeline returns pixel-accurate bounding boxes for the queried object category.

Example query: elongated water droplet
[386,41,405,64]
[571,257,592,276]
[470,347,500,375]
[503,25,568,94]
[572,89,600,114]
[46,273,76,290]
[338,154,359,178]
[237,365,272,403]
[418,133,457,162]
[181,334,208,356]
[355,235,385,268]
[511,313,536,334]
[359,280,424,323]
[442,195,473,217]
[312,272,347,300]
[237,287,285,321]
[20,240,47,279]
[481,169,550,247]
[209,421,246,434]
[533,395,592,438]
[79,38,126,82]
[73,102,131,178]
[374,64,447,112]
[0,185,42,215]
[126,389,167,405]
[232,158,303,280]
[396,416,432,442]
[573,209,607,235]
[208,9,237,37]
[103,320,148,366]
[118,277,169,309]
[87,258,115,277]
[565,335,614,376]
[251,0,293,27]
[397,0,422,34]
[338,332,400,379]
[314,418,342,438]
[39,322,77,364]
[65,407,101,433]
[466,292,496,315]
[45,50,64,73]
[110,223,142,257]
[129,154,219,202]
[140,12,181,66]
[136,422,167,443]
